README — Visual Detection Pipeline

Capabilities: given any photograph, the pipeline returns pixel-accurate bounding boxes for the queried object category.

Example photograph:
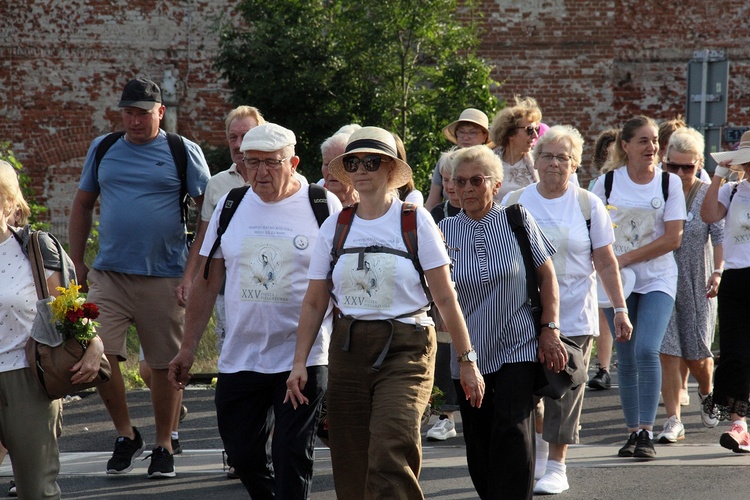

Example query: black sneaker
[634,429,656,460]
[179,404,188,423]
[8,480,16,497]
[106,426,146,474]
[146,446,176,478]
[617,431,638,457]
[588,366,611,390]
[171,438,182,455]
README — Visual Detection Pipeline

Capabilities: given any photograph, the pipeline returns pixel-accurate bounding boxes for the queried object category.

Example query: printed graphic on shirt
[728,197,750,246]
[338,252,397,309]
[612,207,657,255]
[239,237,294,302]
[538,224,569,276]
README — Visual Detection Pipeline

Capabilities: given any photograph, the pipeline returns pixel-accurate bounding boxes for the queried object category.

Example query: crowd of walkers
[3,75,749,500]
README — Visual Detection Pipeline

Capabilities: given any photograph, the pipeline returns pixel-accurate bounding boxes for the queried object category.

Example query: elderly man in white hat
[700,130,750,455]
[169,123,342,497]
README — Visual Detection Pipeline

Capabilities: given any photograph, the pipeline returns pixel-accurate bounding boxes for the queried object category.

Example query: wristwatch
[457,348,478,363]
[542,322,560,331]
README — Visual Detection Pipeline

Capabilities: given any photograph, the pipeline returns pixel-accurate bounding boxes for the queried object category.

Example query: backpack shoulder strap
[94,131,126,182]
[203,185,251,279]
[506,204,542,323]
[166,132,190,223]
[308,183,330,227]
[330,204,358,269]
[661,171,670,203]
[604,170,614,205]
[400,203,418,259]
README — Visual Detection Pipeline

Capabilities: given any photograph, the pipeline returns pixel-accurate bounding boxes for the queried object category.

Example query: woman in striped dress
[439,145,566,500]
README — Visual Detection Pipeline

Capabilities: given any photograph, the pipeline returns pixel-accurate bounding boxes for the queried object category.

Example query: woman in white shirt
[503,125,632,495]
[591,115,686,460]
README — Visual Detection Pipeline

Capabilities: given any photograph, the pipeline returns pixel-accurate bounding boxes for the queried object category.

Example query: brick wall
[2,0,749,235]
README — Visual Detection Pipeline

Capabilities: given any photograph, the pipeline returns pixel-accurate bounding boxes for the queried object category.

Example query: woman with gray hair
[321,132,359,206]
[503,125,632,494]
[489,95,542,201]
[439,145,564,499]
[656,127,724,444]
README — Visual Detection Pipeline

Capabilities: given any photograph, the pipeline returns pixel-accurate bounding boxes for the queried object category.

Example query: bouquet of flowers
[48,281,100,343]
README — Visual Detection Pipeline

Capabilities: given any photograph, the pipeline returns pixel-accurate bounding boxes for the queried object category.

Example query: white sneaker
[680,390,690,406]
[657,415,685,443]
[698,392,719,429]
[426,417,456,441]
[534,469,569,495]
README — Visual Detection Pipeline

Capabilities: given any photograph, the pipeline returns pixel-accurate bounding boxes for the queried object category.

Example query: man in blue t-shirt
[69,77,210,479]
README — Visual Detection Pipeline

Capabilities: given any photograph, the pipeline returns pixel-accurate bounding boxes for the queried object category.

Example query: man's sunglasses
[343,155,385,173]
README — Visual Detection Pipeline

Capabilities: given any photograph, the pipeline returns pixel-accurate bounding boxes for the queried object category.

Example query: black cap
[118,77,162,110]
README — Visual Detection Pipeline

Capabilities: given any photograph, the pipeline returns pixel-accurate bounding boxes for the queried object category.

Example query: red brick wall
[2,0,749,234]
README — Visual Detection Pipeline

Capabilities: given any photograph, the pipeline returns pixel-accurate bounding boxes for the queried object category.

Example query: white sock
[544,459,566,476]
[536,433,549,455]
[645,430,654,440]
[171,431,179,440]
[733,420,747,431]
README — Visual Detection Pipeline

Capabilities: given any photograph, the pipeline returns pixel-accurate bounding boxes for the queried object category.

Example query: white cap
[240,123,296,152]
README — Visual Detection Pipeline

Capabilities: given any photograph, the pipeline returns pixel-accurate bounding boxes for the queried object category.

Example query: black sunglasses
[517,126,540,137]
[453,175,492,188]
[342,155,384,173]
[664,162,697,171]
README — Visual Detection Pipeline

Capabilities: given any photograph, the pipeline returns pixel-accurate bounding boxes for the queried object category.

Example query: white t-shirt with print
[201,184,343,374]
[308,199,450,323]
[718,180,750,270]
[502,184,614,337]
[592,167,686,298]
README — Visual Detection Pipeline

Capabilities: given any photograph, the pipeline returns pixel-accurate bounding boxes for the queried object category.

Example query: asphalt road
[3,367,749,499]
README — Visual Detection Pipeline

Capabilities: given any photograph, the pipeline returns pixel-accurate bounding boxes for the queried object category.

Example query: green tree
[0,142,48,227]
[214,0,498,192]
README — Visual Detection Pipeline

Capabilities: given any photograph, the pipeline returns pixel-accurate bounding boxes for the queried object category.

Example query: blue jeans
[605,291,674,428]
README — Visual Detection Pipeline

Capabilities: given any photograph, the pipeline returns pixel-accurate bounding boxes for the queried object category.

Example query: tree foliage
[214,0,499,192]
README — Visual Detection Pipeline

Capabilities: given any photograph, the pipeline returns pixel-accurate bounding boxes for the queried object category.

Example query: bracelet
[713,269,723,276]
[613,307,629,315]
[714,166,730,179]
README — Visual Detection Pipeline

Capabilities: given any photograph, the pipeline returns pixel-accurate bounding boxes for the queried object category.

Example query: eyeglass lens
[454,175,490,188]
[343,155,383,173]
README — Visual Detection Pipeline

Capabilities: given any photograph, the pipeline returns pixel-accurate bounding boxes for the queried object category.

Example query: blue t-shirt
[78,130,210,277]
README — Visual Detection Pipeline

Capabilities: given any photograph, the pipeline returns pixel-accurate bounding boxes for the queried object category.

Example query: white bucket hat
[442,108,491,145]
[597,267,636,309]
[240,123,296,152]
[710,130,750,167]
[328,127,412,189]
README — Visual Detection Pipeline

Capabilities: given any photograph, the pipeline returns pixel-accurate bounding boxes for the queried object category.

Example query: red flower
[66,308,84,322]
[82,302,100,319]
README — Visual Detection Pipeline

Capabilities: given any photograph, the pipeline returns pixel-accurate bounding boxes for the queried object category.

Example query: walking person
[69,77,211,478]
[591,115,686,460]
[170,123,342,498]
[287,127,484,499]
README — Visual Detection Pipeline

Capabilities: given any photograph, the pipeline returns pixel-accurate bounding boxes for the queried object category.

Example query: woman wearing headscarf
[701,130,750,453]
[503,125,632,495]
[591,115,686,460]
[439,145,566,499]
[287,127,484,499]
[489,95,542,201]
[656,127,723,444]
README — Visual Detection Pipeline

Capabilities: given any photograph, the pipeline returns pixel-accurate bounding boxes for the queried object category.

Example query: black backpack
[94,131,190,223]
[203,183,330,279]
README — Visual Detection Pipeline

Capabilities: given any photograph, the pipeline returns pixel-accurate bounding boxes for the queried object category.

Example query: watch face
[468,351,478,362]
[546,322,558,330]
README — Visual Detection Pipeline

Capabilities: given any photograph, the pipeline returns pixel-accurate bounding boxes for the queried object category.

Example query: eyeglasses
[242,157,288,169]
[456,128,481,138]
[517,126,540,136]
[453,175,493,188]
[342,155,385,173]
[539,153,572,164]
[664,162,697,172]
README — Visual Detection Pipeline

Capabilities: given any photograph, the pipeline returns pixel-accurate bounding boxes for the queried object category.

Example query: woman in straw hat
[701,130,750,453]
[425,108,493,209]
[286,127,484,499]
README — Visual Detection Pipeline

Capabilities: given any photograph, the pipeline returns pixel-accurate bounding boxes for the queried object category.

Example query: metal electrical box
[686,50,728,173]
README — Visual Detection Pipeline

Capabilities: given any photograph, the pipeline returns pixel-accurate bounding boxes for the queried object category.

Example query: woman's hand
[706,272,721,298]
[70,336,104,385]
[459,362,485,408]
[613,312,633,342]
[537,329,567,372]
[285,365,310,409]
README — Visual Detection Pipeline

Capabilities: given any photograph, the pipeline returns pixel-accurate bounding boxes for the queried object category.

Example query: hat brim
[442,120,492,146]
[597,267,635,308]
[118,100,161,110]
[329,148,412,189]
[710,148,750,167]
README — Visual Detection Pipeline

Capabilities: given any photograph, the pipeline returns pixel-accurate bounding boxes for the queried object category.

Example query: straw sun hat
[442,108,491,146]
[328,127,412,189]
[710,130,750,167]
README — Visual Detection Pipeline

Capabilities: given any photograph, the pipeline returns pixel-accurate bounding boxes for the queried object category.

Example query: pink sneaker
[720,424,750,453]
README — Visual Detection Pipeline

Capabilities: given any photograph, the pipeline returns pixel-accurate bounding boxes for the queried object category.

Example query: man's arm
[69,189,98,291]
